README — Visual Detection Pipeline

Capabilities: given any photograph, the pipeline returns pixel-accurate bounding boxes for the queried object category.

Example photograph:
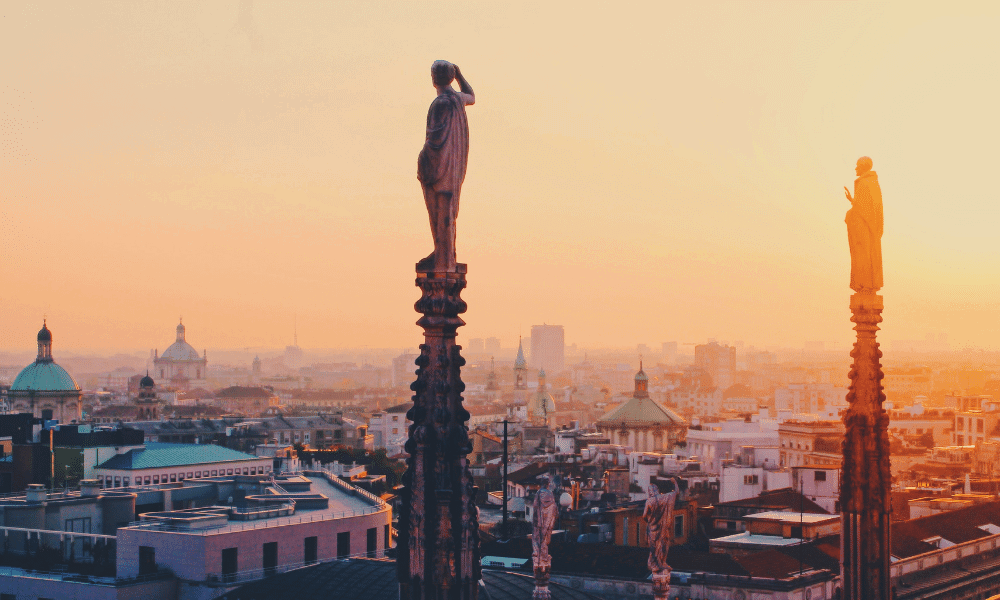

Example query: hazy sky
[3,2,1000,353]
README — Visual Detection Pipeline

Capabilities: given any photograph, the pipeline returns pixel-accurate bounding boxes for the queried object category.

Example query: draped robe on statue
[417,88,471,270]
[846,170,884,292]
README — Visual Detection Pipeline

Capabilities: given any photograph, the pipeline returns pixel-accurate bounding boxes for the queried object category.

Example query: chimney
[26,484,46,503]
[80,479,102,497]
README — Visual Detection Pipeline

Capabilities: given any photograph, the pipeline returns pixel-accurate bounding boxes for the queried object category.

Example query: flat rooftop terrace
[123,471,384,535]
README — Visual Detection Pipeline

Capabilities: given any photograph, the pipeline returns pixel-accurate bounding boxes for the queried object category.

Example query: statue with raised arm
[532,478,559,599]
[417,60,475,273]
[844,156,883,293]
[644,478,679,600]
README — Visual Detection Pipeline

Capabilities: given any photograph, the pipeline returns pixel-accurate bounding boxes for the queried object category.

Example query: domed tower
[510,337,529,420]
[135,372,164,421]
[531,367,556,427]
[153,318,208,390]
[7,321,83,423]
[485,356,500,403]
[251,355,262,383]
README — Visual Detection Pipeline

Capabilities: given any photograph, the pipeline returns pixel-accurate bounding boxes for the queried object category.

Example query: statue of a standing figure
[844,156,883,293]
[417,60,475,272]
[644,478,679,600]
[532,478,559,600]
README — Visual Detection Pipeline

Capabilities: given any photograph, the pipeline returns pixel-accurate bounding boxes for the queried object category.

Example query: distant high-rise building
[392,351,419,388]
[662,341,678,364]
[530,324,565,372]
[484,336,501,354]
[468,337,485,354]
[695,341,736,390]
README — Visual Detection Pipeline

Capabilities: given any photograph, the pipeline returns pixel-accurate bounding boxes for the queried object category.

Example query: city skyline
[5,2,1000,352]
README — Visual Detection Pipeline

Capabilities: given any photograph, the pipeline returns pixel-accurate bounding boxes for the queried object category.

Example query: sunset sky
[3,2,1000,353]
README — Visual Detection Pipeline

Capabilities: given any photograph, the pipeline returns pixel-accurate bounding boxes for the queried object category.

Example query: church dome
[159,319,203,361]
[12,321,79,392]
[140,373,155,387]
[160,340,201,361]
[11,362,79,392]
[596,397,686,428]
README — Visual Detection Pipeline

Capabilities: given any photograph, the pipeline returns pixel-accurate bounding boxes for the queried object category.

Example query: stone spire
[398,261,480,599]
[839,293,891,600]
[839,158,890,600]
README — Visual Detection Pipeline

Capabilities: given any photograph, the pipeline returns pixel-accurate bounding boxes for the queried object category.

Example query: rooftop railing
[120,503,384,536]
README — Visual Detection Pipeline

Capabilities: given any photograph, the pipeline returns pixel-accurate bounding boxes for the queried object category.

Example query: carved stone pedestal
[840,292,891,600]
[532,560,551,600]
[651,569,671,600]
[398,264,480,600]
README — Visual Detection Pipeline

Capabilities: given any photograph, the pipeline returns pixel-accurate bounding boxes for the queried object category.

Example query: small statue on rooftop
[644,478,680,600]
[532,476,559,599]
[417,60,475,272]
[844,156,884,293]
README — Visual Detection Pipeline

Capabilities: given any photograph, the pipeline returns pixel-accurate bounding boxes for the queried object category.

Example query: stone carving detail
[644,478,679,600]
[532,479,559,599]
[840,158,891,600]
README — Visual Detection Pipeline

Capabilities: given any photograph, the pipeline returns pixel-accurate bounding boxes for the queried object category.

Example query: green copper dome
[11,362,80,392]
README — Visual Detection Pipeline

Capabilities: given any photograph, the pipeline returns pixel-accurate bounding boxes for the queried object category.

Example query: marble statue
[843,156,883,293]
[417,60,475,272]
[532,479,559,599]
[644,478,679,599]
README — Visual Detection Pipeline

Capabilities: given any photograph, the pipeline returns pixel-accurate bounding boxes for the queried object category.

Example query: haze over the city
[4,2,1000,353]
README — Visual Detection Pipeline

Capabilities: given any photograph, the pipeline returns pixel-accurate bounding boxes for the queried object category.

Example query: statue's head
[855,156,873,176]
[431,60,455,87]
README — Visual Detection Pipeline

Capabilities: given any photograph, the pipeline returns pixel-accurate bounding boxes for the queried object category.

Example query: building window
[979,419,985,433]
[367,527,378,557]
[790,526,803,539]
[392,428,399,435]
[263,542,278,576]
[227,469,234,475]
[385,525,391,550]
[674,515,684,539]
[958,419,965,431]
[337,532,351,559]
[815,470,827,482]
[221,547,238,582]
[250,468,256,475]
[212,470,218,476]
[170,474,177,482]
[305,536,318,564]
[139,546,157,575]
[65,517,92,533]
[744,475,759,485]
[195,471,201,478]
[188,472,193,478]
